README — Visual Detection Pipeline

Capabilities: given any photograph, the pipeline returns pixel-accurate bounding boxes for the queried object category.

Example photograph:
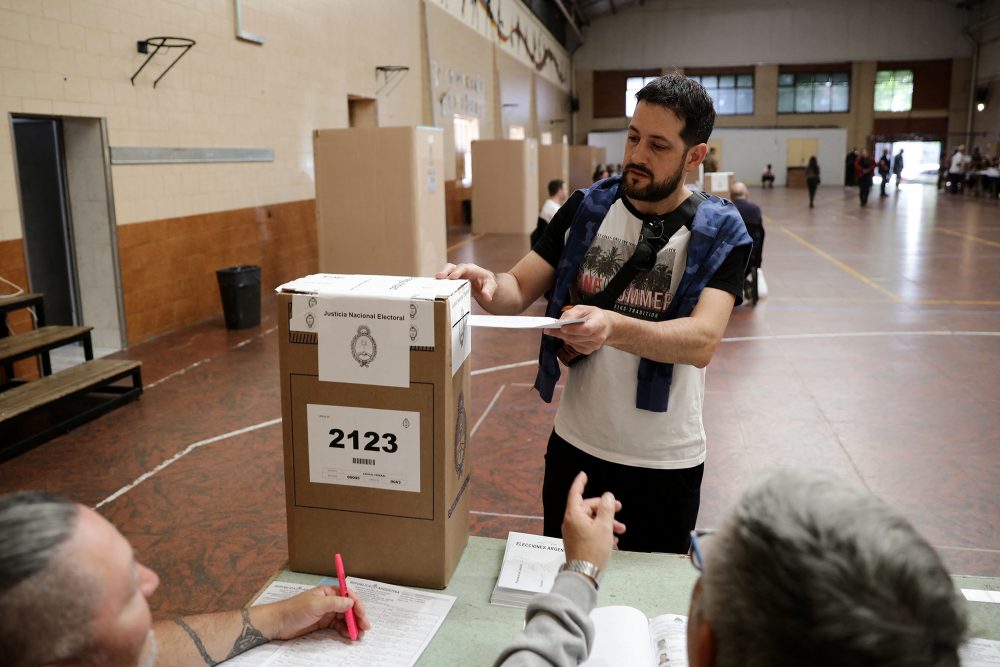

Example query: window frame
[873,69,914,112]
[686,72,755,116]
[777,71,851,114]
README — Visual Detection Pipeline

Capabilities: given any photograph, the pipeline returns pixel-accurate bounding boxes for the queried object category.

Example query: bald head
[730,181,749,200]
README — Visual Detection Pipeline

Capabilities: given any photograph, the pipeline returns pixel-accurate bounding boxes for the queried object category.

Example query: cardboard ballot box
[276,274,472,589]
[704,171,735,198]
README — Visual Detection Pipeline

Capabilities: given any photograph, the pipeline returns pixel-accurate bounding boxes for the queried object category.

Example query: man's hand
[268,585,372,641]
[436,263,498,304]
[562,472,625,571]
[544,305,616,356]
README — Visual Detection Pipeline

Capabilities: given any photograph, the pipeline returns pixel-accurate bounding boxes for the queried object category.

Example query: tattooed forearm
[173,618,218,666]
[225,607,269,659]
[173,608,269,666]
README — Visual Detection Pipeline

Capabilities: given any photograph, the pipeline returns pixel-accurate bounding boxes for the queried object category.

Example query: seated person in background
[0,491,371,667]
[533,179,569,247]
[729,182,764,304]
[495,468,967,667]
[761,163,775,188]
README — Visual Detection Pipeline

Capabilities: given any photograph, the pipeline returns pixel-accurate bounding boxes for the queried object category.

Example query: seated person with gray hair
[0,492,372,667]
[495,469,967,666]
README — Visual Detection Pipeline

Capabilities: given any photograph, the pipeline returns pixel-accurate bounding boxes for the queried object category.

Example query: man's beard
[622,155,688,202]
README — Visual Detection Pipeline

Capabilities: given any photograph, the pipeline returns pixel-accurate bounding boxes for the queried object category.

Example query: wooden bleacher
[0,293,142,461]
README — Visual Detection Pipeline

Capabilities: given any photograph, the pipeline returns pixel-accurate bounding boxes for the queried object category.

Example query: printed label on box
[314,293,410,387]
[306,404,420,492]
[450,283,472,376]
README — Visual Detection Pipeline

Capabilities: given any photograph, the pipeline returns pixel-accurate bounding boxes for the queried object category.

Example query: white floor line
[722,330,1000,343]
[471,510,544,521]
[470,384,506,438]
[471,360,537,376]
[933,545,1000,555]
[145,326,279,389]
[146,357,213,389]
[94,418,282,510]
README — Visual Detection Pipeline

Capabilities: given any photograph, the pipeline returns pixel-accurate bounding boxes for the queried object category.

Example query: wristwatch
[559,560,602,589]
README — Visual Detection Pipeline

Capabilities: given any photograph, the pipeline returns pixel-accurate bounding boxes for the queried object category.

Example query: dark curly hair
[635,74,716,147]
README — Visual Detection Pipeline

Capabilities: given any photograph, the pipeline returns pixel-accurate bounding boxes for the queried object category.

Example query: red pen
[334,553,359,640]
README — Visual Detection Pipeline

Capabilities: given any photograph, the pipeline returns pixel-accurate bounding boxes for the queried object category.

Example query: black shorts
[542,429,704,554]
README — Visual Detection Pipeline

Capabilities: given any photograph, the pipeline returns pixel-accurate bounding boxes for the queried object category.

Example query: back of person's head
[699,469,966,667]
[592,164,608,181]
[547,179,565,197]
[729,182,748,200]
[808,156,818,168]
[0,492,98,666]
[635,74,715,147]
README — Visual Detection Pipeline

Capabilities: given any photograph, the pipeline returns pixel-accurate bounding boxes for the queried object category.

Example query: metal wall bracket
[234,0,266,44]
[376,66,410,95]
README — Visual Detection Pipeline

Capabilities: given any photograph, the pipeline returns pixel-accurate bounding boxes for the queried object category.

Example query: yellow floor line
[447,233,485,252]
[935,228,1000,249]
[778,226,903,302]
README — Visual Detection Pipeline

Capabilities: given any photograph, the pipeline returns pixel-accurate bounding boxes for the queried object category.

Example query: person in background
[437,74,751,555]
[855,148,875,206]
[761,164,775,188]
[877,149,892,197]
[533,179,569,247]
[592,164,609,182]
[892,148,904,189]
[729,182,764,305]
[702,147,719,173]
[805,156,821,208]
[844,148,858,187]
[495,469,968,667]
[947,144,966,194]
[0,491,371,667]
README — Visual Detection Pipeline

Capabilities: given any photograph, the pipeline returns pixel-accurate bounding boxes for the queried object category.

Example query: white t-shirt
[540,198,561,223]
[950,152,966,173]
[553,197,707,469]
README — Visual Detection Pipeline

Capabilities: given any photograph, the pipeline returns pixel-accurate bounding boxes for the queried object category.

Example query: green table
[267,536,1000,663]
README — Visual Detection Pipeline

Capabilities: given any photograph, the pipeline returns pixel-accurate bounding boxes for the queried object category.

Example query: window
[874,69,913,112]
[687,73,754,115]
[778,72,850,113]
[625,76,657,117]
[453,115,479,186]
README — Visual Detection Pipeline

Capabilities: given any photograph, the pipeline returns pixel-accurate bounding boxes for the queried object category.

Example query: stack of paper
[490,531,565,608]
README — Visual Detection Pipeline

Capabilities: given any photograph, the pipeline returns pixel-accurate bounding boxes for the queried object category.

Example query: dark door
[12,117,78,326]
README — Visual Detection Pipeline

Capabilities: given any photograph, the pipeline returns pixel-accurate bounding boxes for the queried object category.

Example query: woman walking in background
[805,156,821,208]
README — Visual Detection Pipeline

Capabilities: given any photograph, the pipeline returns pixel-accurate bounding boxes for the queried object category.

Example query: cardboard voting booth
[471,139,538,235]
[568,145,606,192]
[537,143,569,208]
[277,274,472,589]
[704,172,735,198]
[313,127,446,277]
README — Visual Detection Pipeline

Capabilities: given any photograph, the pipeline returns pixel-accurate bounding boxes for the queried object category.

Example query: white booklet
[583,608,688,667]
[490,531,565,608]
[223,578,455,666]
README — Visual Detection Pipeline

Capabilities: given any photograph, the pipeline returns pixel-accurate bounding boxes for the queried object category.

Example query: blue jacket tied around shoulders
[533,176,752,413]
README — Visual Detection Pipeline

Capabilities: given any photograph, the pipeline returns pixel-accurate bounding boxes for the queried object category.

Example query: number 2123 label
[306,404,420,492]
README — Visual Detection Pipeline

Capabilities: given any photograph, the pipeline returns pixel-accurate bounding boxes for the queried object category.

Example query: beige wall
[0,0,427,242]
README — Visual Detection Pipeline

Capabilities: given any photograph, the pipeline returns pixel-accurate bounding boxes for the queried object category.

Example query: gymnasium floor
[1,182,998,620]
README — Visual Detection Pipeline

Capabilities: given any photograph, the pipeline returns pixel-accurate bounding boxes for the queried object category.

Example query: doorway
[873,140,942,185]
[11,115,126,358]
[11,117,79,327]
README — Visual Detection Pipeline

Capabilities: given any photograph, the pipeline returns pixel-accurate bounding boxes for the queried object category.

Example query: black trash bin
[216,265,261,330]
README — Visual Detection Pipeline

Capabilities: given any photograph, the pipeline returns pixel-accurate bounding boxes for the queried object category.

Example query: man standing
[0,492,371,667]
[702,147,719,174]
[533,179,569,246]
[892,148,904,189]
[877,149,892,197]
[437,74,751,553]
[844,148,858,187]
[730,182,764,305]
[855,148,875,206]
[948,144,966,193]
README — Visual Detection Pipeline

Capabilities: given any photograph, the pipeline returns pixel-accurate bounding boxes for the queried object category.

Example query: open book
[583,607,688,667]
[490,531,565,608]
